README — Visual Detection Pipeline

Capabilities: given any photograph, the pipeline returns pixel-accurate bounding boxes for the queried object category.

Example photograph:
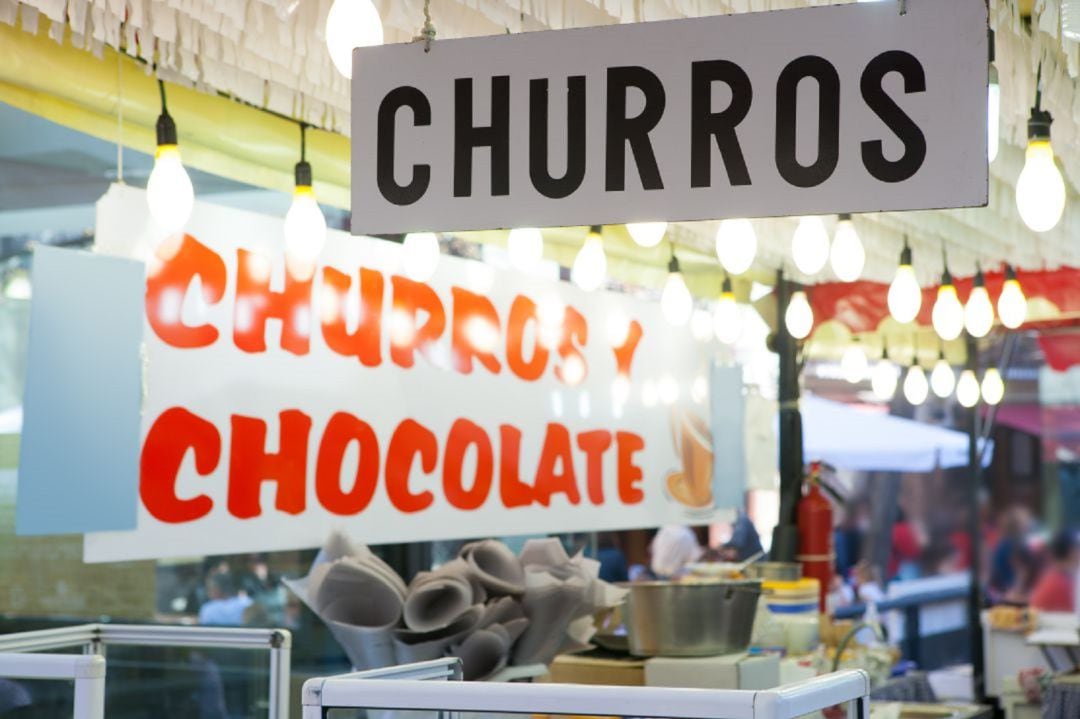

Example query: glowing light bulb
[626,221,667,248]
[572,226,607,291]
[661,256,693,326]
[830,214,865,282]
[325,0,384,78]
[964,269,995,338]
[888,242,921,324]
[932,271,964,341]
[791,216,830,275]
[401,232,440,282]
[840,344,868,384]
[715,219,757,276]
[507,227,544,269]
[981,368,1005,406]
[998,265,1028,329]
[784,289,814,340]
[691,309,713,342]
[147,145,194,236]
[931,354,956,398]
[903,363,929,406]
[1016,139,1065,233]
[713,277,741,345]
[871,354,899,401]
[988,65,1000,163]
[284,186,327,264]
[956,369,980,408]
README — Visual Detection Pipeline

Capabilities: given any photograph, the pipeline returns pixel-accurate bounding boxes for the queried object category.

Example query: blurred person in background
[888,509,924,581]
[198,572,252,626]
[1030,531,1078,613]
[835,500,869,581]
[990,507,1034,601]
[649,526,703,579]
[596,532,629,583]
[721,509,764,562]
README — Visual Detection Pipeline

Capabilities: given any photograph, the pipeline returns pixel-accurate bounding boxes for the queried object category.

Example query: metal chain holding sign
[414,0,436,52]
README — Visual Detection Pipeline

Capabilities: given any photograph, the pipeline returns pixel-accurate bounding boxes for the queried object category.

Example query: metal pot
[742,562,802,582]
[623,580,761,657]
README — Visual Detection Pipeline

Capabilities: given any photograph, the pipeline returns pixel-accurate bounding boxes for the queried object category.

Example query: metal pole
[772,269,802,562]
[965,333,986,702]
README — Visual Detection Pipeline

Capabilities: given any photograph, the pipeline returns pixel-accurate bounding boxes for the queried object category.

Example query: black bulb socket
[294,160,313,187]
[1004,264,1018,282]
[973,268,986,288]
[721,275,733,295]
[156,111,178,147]
[1028,108,1053,141]
[899,244,912,267]
[941,267,954,286]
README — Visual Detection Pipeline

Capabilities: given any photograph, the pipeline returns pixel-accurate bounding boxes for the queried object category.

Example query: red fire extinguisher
[797,461,834,612]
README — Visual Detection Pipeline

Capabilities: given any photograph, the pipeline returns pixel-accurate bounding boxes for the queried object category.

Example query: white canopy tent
[800,395,992,473]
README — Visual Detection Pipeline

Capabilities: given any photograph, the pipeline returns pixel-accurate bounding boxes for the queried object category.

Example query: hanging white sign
[350,0,988,235]
[81,185,729,563]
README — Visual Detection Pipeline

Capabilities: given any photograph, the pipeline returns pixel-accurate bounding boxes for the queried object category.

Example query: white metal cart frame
[0,652,106,719]
[0,623,290,719]
[301,668,871,719]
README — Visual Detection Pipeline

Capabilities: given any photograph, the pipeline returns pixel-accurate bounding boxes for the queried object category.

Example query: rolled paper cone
[461,540,526,596]
[394,605,484,664]
[326,620,397,670]
[403,572,473,632]
[455,625,511,681]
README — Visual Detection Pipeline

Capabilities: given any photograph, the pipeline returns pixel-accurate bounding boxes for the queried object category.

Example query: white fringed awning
[2,0,1080,284]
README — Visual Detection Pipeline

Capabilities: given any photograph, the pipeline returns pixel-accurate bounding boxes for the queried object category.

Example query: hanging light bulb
[840,343,869,384]
[930,349,956,399]
[325,0,384,78]
[147,79,194,238]
[784,288,814,340]
[507,227,544,269]
[572,225,607,291]
[988,59,1000,163]
[964,267,995,338]
[956,369,981,408]
[661,250,693,326]
[1015,69,1066,233]
[401,232,441,282]
[715,219,757,276]
[713,275,741,345]
[284,125,327,265]
[830,214,865,282]
[888,240,922,324]
[626,221,667,248]
[981,367,1005,406]
[871,346,899,401]
[932,267,965,341]
[791,216,830,275]
[3,268,31,300]
[998,264,1028,330]
[903,361,929,406]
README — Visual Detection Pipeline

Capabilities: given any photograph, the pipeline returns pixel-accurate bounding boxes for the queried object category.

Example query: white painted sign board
[350,0,988,234]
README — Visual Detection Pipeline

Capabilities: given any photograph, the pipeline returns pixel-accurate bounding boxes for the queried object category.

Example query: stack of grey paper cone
[286,532,626,679]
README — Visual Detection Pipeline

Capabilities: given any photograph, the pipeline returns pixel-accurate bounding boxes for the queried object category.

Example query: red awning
[808,266,1080,335]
